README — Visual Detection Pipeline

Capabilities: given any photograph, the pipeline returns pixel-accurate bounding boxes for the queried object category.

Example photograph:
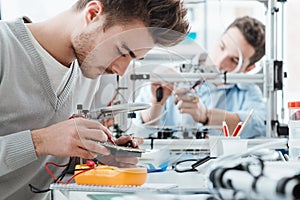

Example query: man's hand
[140,67,178,124]
[101,117,114,128]
[96,135,144,168]
[151,82,174,105]
[31,118,112,159]
[174,88,207,123]
[140,82,174,124]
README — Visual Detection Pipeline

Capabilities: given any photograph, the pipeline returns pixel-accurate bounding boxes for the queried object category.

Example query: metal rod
[280,1,286,122]
[0,0,2,20]
[265,0,277,138]
[150,73,264,84]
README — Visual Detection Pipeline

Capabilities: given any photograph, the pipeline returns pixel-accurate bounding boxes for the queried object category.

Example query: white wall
[1,0,266,51]
[285,0,300,101]
[1,0,76,21]
[188,1,265,51]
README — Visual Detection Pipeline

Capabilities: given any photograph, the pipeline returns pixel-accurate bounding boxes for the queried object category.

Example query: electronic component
[99,142,145,157]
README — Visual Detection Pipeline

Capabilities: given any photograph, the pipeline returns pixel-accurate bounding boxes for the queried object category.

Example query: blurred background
[0,0,299,123]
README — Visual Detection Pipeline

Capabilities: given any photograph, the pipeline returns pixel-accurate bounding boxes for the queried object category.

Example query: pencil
[232,122,243,137]
[236,109,254,137]
[222,121,229,137]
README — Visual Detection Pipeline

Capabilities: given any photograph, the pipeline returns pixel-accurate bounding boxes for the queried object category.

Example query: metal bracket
[273,60,283,90]
[272,7,279,14]
[130,74,150,80]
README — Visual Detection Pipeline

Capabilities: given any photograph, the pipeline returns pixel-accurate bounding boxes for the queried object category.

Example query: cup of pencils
[208,136,248,157]
[209,109,254,157]
[223,109,254,138]
[221,139,248,156]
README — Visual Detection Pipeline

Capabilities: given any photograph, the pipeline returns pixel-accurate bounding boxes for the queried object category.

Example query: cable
[172,156,211,173]
[209,159,300,200]
[45,157,74,184]
[29,157,73,193]
[29,157,98,194]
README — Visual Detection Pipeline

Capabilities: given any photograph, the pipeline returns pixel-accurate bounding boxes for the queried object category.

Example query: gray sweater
[0,18,81,200]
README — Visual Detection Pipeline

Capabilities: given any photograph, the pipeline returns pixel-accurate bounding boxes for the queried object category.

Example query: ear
[245,64,256,72]
[84,1,104,24]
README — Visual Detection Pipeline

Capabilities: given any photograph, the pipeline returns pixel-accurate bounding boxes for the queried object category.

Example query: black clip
[224,71,227,84]
[156,86,163,102]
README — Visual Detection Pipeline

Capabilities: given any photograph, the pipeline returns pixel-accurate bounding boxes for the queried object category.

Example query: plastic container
[208,136,247,157]
[288,101,300,160]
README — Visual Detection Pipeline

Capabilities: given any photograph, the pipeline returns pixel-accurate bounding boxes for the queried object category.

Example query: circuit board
[99,142,145,157]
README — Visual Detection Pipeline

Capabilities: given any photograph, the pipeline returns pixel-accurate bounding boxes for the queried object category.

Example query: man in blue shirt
[136,16,265,138]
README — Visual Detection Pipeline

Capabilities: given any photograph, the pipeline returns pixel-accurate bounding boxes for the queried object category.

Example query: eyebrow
[122,44,136,59]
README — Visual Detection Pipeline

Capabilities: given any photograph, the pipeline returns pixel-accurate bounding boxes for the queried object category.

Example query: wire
[29,157,97,194]
[172,159,199,173]
[29,184,51,193]
[29,157,73,193]
[45,158,96,184]
[172,156,212,173]
[45,157,74,184]
[63,167,94,184]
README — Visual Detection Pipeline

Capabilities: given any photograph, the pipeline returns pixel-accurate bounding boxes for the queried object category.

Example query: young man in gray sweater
[0,0,189,199]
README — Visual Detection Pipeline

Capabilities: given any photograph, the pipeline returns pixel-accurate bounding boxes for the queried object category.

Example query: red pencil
[222,121,229,137]
[232,122,243,137]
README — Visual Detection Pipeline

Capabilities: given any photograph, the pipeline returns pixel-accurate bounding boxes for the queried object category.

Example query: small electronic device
[99,142,145,157]
[74,164,147,186]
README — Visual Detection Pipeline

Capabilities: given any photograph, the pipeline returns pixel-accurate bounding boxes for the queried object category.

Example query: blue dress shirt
[133,82,266,139]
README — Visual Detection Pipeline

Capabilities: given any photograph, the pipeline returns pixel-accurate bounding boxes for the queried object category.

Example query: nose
[214,52,227,70]
[111,57,133,76]
[217,53,235,72]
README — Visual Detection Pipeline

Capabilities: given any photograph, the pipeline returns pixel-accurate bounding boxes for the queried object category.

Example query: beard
[72,31,94,75]
[72,29,115,78]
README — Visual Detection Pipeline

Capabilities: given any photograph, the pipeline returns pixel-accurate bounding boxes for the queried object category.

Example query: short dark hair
[226,16,265,67]
[73,0,190,47]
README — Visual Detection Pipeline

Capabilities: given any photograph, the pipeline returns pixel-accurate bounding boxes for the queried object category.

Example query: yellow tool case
[74,164,147,186]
